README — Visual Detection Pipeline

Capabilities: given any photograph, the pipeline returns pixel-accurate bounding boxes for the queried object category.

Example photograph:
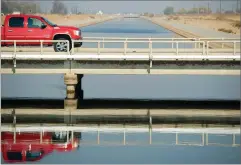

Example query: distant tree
[20,2,41,14]
[198,7,212,14]
[187,7,199,14]
[1,0,41,14]
[71,6,80,14]
[1,0,9,14]
[63,7,68,14]
[163,6,174,15]
[51,0,68,14]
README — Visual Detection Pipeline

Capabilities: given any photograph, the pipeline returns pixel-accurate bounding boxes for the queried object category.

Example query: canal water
[1,18,240,100]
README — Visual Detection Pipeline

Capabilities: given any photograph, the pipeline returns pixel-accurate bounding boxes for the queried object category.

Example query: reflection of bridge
[1,124,240,147]
[1,108,240,124]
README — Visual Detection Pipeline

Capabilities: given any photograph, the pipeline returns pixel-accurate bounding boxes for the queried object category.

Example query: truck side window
[7,151,22,160]
[28,18,43,28]
[9,17,24,27]
[26,151,43,161]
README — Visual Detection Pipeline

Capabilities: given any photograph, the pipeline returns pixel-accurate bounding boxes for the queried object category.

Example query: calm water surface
[1,129,240,164]
[1,18,240,100]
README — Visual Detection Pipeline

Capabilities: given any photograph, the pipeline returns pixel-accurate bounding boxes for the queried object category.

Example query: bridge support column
[64,73,78,99]
[64,73,78,111]
[64,73,84,111]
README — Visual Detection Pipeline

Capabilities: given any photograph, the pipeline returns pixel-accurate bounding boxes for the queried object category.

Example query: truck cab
[1,13,83,52]
[1,131,81,163]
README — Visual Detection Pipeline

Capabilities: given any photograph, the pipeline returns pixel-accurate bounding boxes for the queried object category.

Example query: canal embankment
[142,15,240,48]
[142,16,240,38]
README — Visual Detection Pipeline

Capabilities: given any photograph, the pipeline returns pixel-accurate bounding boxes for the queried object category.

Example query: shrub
[218,28,234,33]
[216,15,225,20]
[232,21,241,29]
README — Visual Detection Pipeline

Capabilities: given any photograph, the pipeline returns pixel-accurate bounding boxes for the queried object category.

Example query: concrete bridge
[1,37,240,110]
[1,37,240,75]
[123,14,140,18]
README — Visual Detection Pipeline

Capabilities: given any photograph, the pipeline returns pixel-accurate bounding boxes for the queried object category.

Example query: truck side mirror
[41,24,47,29]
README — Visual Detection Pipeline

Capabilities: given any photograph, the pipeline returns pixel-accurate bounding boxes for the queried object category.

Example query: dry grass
[167,16,180,20]
[216,15,225,20]
[159,13,240,35]
[232,21,241,29]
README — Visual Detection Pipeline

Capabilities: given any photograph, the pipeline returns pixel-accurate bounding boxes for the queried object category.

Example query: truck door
[26,17,52,45]
[5,16,26,45]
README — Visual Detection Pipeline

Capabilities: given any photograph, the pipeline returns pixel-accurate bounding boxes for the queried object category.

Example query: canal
[1,18,240,100]
[1,18,240,164]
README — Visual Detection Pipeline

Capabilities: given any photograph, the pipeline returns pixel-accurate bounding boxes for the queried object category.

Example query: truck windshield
[41,17,57,27]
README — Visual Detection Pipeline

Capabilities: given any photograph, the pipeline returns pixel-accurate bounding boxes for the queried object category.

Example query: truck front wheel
[54,38,72,52]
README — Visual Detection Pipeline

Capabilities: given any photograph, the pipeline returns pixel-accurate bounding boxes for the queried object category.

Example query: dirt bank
[40,14,116,27]
[158,14,240,35]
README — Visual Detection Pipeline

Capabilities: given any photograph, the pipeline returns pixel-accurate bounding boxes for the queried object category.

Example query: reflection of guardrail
[1,125,240,147]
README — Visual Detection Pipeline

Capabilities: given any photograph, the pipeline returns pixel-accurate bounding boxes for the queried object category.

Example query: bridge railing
[83,37,240,49]
[83,37,239,41]
[206,40,240,55]
[1,39,240,62]
[72,39,207,55]
[1,39,70,55]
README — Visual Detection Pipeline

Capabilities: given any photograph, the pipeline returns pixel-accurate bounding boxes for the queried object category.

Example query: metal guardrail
[1,39,240,55]
[83,37,240,48]
[1,39,70,54]
[1,39,240,67]
[1,125,240,146]
[83,37,240,40]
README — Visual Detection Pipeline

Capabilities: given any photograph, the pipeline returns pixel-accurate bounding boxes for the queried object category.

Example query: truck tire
[54,38,72,52]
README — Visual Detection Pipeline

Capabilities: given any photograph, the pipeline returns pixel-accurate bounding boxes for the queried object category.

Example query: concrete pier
[64,73,84,111]
[64,73,78,99]
[75,74,84,100]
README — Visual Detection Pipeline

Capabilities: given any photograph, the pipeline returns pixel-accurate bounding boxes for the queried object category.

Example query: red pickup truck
[1,13,83,52]
[1,131,81,163]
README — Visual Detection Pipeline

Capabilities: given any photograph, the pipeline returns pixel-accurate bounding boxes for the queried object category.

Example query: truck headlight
[74,30,79,36]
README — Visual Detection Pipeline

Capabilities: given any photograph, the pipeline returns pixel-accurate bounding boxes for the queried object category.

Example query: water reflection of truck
[1,131,81,163]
